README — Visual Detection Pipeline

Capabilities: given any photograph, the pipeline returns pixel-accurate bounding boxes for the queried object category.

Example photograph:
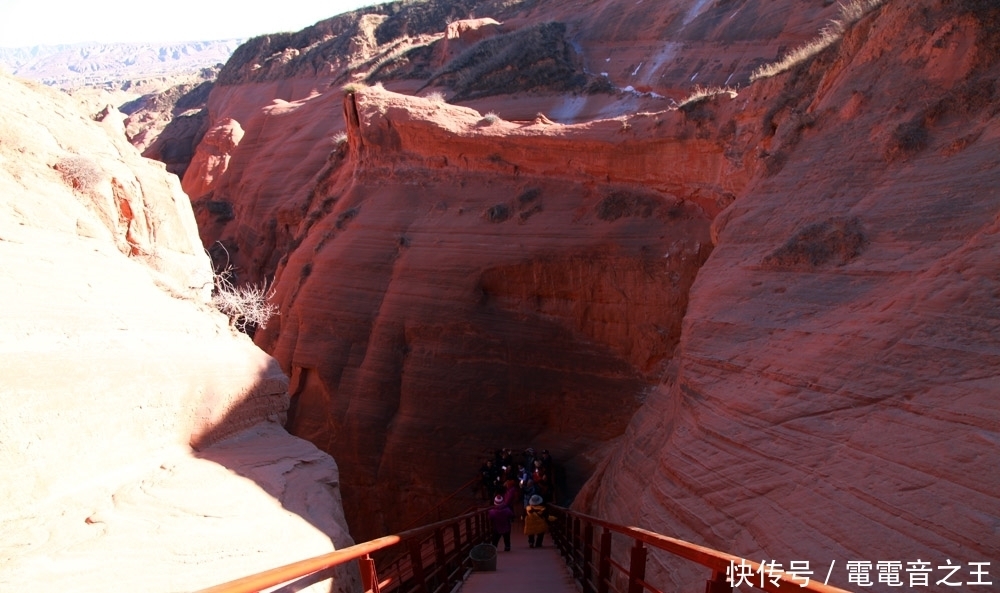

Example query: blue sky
[0,0,378,47]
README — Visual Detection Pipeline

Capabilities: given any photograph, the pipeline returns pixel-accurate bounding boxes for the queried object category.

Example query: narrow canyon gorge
[3,0,999,591]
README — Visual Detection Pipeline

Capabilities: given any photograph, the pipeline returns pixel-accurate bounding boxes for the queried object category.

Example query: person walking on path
[501,478,520,517]
[488,494,514,552]
[523,494,555,548]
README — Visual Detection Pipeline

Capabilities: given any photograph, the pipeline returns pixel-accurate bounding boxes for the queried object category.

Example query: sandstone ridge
[0,73,356,593]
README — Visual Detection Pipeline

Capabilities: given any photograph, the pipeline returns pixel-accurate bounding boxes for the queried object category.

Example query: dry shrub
[518,188,541,205]
[435,21,585,100]
[597,192,658,221]
[485,203,511,222]
[750,0,885,82]
[336,206,359,230]
[212,270,278,335]
[676,85,739,109]
[884,119,929,161]
[761,217,867,269]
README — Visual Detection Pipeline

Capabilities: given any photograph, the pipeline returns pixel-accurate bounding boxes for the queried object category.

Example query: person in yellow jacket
[523,494,555,548]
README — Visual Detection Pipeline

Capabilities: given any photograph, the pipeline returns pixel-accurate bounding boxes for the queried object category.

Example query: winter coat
[523,503,553,535]
[489,505,514,534]
[502,482,520,510]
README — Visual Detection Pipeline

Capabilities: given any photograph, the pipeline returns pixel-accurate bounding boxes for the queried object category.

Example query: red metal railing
[547,507,853,593]
[196,504,855,593]
[193,507,491,593]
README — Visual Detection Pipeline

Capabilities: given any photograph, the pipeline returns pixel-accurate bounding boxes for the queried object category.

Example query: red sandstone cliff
[0,73,356,592]
[575,0,1000,587]
[175,0,1000,585]
[255,86,726,539]
[179,0,797,541]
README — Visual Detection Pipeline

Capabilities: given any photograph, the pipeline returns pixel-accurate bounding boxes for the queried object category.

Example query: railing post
[553,511,566,551]
[450,522,462,586]
[598,528,612,593]
[706,570,733,593]
[359,554,381,593]
[572,517,582,577]
[561,512,572,553]
[451,522,461,555]
[409,539,430,593]
[627,540,647,593]
[465,515,473,550]
[434,527,447,586]
[582,522,594,593]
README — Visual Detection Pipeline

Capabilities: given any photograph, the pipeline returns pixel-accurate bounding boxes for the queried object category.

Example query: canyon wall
[179,0,823,542]
[0,73,356,592]
[175,0,1000,585]
[576,0,1000,588]
[255,86,738,539]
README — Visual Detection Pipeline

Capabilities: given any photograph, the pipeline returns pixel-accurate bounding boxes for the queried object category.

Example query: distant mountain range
[0,40,243,87]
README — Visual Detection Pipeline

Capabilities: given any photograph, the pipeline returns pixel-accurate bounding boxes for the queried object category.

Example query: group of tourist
[478,447,555,506]
[481,447,558,551]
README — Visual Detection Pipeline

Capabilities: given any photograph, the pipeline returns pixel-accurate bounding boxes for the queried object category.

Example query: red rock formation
[182,116,244,200]
[175,0,1000,580]
[0,73,356,592]
[176,0,790,542]
[436,18,503,64]
[576,1,1000,589]
[223,84,738,541]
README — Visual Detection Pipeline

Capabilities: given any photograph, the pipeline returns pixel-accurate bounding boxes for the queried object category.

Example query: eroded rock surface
[176,0,795,542]
[576,1,1000,589]
[173,0,1000,583]
[0,73,356,593]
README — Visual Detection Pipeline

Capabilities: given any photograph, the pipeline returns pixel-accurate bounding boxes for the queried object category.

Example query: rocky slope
[173,0,1000,586]
[120,70,219,178]
[259,86,724,539]
[0,73,356,592]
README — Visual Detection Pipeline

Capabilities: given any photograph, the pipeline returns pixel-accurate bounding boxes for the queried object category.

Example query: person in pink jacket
[488,495,514,551]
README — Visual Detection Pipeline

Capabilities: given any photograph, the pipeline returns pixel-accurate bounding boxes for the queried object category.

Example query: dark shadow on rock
[189,362,361,593]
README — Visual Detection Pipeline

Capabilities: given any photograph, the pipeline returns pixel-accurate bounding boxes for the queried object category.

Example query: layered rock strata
[170,0,999,585]
[249,86,738,539]
[171,0,867,545]
[576,1,1000,589]
[0,73,356,593]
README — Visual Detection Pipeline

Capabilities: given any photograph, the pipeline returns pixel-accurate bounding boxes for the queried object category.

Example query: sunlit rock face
[575,1,1000,590]
[0,73,356,593]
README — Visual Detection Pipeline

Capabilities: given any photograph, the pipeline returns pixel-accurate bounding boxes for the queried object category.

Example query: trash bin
[469,543,497,571]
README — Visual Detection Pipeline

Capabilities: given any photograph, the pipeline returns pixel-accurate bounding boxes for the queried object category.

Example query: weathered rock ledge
[0,73,357,593]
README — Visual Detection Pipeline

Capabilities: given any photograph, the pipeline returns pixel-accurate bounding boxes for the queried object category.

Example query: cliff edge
[0,73,356,592]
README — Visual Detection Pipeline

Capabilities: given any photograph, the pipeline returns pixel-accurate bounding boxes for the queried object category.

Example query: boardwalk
[458,523,578,593]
